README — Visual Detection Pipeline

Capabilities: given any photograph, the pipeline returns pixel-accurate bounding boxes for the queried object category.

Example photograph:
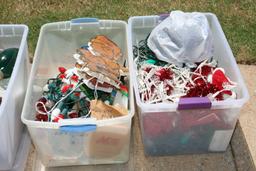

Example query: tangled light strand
[133,37,219,104]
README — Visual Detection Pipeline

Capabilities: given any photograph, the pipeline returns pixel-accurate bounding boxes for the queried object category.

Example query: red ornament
[215,93,224,101]
[222,90,232,96]
[212,68,233,90]
[183,65,235,101]
[36,97,48,113]
[155,68,173,81]
[53,114,64,122]
[71,75,79,82]
[59,74,66,79]
[214,90,233,101]
[38,97,47,104]
[199,65,213,76]
[144,67,152,73]
[69,112,79,118]
[192,64,214,80]
[193,77,205,87]
[35,113,48,121]
[74,92,80,97]
[166,84,173,96]
[61,85,71,93]
[184,82,221,99]
[120,85,128,92]
[58,67,66,74]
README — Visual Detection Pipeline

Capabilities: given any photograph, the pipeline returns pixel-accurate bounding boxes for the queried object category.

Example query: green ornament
[0,48,19,79]
[78,98,89,116]
[97,90,111,102]
[61,108,69,118]
[146,59,156,65]
[64,93,79,109]
[56,101,64,111]
[70,93,80,101]
[48,82,56,90]
[120,90,128,97]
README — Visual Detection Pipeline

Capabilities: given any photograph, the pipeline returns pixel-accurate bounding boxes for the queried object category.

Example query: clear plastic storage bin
[21,18,134,167]
[0,25,30,170]
[128,14,249,155]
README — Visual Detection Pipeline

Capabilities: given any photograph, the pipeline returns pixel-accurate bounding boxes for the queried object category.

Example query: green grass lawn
[0,0,255,64]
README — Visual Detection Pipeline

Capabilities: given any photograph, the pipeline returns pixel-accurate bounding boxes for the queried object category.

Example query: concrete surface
[24,65,256,171]
[237,65,256,165]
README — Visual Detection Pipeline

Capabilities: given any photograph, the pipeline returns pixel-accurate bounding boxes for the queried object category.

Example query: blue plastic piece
[60,124,97,133]
[71,18,99,24]
[81,45,89,50]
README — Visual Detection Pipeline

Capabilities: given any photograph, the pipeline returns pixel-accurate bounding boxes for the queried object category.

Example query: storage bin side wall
[28,118,131,166]
[0,25,28,170]
[138,107,240,155]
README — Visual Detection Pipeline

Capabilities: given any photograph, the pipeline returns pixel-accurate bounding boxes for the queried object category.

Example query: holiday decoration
[133,14,239,155]
[35,35,129,122]
[0,48,19,105]
[133,36,237,103]
[0,48,19,79]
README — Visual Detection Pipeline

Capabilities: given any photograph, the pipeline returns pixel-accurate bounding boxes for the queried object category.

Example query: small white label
[209,130,234,151]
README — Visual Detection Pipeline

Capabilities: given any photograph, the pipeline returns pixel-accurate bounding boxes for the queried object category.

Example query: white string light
[135,57,234,104]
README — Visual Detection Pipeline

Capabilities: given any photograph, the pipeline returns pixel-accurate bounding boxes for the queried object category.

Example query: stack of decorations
[133,11,237,104]
[35,35,129,122]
